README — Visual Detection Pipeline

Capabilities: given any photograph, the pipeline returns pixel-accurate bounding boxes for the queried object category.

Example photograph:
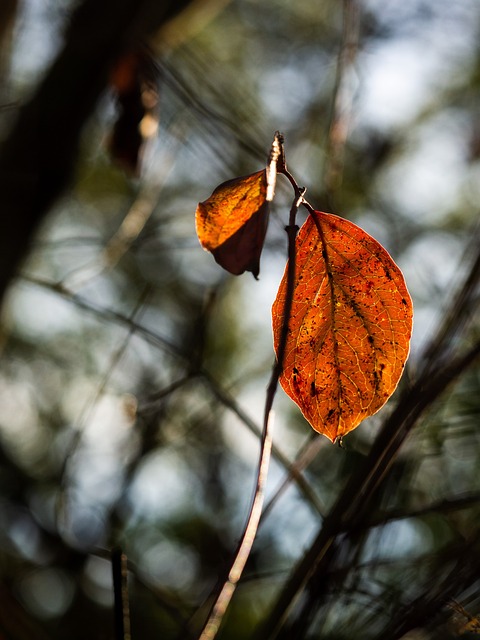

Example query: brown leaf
[272,210,413,442]
[195,170,269,278]
[107,49,159,174]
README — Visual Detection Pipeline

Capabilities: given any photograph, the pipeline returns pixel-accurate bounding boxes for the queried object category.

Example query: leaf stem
[270,187,305,382]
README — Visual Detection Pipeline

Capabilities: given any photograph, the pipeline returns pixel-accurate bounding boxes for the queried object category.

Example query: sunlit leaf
[272,210,413,442]
[195,170,269,278]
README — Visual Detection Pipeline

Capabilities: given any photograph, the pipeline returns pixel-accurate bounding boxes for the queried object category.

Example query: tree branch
[256,336,480,638]
[0,0,196,307]
[196,137,303,640]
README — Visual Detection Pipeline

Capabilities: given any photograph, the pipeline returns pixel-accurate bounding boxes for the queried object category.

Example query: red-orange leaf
[272,210,413,442]
[195,170,269,278]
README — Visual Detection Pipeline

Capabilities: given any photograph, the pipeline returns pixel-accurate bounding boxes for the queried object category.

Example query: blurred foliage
[0,0,479,638]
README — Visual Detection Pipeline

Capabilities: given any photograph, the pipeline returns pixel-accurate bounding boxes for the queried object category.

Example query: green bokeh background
[0,1,479,638]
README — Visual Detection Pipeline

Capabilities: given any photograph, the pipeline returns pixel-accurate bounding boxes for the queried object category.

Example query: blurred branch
[20,273,182,356]
[379,536,480,639]
[420,221,480,374]
[21,273,324,517]
[323,0,361,205]
[0,0,17,66]
[158,55,267,166]
[0,0,198,308]
[62,122,186,292]
[112,548,131,640]
[201,372,325,516]
[364,492,480,530]
[260,433,325,524]
[154,0,231,51]
[57,285,152,526]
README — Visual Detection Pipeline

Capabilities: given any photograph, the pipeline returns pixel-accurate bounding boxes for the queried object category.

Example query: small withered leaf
[195,170,269,278]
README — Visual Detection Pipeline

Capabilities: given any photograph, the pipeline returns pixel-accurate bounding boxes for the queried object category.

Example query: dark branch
[0,0,196,307]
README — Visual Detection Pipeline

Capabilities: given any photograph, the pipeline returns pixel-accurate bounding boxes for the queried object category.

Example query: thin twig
[420,221,480,374]
[362,491,480,530]
[197,410,275,640]
[196,139,304,640]
[56,285,152,530]
[260,433,325,523]
[112,547,131,640]
[324,0,361,205]
[20,273,323,512]
[61,124,185,293]
[201,372,324,515]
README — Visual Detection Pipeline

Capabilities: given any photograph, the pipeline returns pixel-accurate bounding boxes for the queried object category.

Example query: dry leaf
[195,170,269,278]
[272,210,413,442]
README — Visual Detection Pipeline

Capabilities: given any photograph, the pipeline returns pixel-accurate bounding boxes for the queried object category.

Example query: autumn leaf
[272,210,413,442]
[195,170,269,278]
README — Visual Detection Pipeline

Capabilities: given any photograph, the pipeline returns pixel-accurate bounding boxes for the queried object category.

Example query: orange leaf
[195,170,269,278]
[272,210,413,442]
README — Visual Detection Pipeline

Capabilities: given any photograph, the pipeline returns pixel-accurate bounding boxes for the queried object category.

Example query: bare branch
[323,0,361,204]
[196,137,303,639]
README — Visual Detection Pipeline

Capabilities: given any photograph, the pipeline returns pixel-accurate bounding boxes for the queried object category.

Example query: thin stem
[270,187,305,384]
[197,147,304,640]
[197,411,275,640]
